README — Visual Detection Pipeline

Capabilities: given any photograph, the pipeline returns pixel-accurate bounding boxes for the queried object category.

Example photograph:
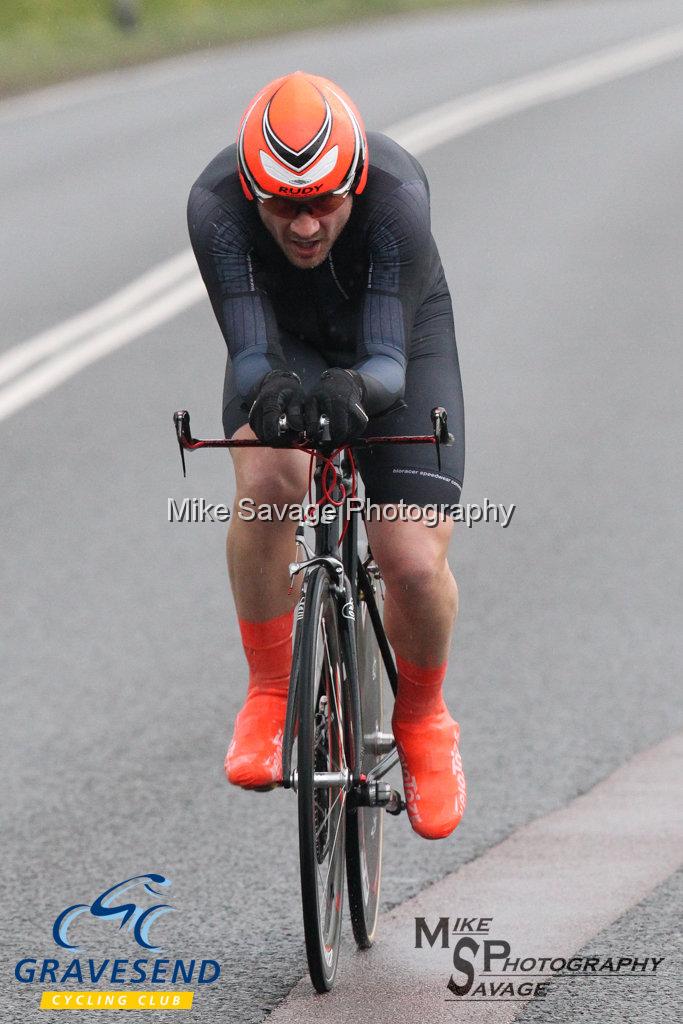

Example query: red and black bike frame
[172,406,454,790]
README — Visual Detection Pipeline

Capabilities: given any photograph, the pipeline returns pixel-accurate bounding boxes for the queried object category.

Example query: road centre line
[1,24,682,424]
[0,278,204,422]
[267,731,683,1024]
[393,22,683,153]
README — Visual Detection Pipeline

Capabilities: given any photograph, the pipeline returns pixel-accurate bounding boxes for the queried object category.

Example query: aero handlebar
[172,406,454,477]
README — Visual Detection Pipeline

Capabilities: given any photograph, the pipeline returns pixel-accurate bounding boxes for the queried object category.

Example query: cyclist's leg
[355,289,467,838]
[221,336,328,789]
[226,424,309,622]
[364,517,457,667]
[223,428,308,789]
[364,520,466,841]
[364,516,465,839]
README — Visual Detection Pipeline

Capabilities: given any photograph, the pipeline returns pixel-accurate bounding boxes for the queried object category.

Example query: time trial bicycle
[173,406,454,992]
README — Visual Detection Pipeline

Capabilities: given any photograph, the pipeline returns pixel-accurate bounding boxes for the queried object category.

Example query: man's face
[257,194,353,269]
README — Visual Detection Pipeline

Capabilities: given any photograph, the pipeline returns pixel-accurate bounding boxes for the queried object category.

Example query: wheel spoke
[322,622,346,771]
[315,787,345,842]
[321,789,346,897]
[322,622,344,730]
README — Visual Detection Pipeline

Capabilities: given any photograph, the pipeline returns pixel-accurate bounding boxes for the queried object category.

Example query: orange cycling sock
[224,609,293,790]
[391,654,467,840]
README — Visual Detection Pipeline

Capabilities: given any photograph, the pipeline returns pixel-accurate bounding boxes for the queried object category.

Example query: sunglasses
[259,191,350,220]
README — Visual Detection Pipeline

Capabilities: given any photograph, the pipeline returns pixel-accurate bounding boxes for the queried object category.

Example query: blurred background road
[1,2,682,1022]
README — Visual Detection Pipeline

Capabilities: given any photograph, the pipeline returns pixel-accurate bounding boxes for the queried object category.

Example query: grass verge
[1,0,511,97]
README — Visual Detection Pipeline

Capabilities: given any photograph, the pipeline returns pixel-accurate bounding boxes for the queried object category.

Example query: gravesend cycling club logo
[14,871,221,1012]
[53,873,174,952]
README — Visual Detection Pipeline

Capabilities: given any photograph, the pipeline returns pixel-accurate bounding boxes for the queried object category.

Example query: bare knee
[366,519,455,601]
[230,426,309,506]
[236,456,308,506]
[383,552,450,601]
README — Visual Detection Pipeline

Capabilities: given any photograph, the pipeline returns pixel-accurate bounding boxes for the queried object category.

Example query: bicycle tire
[346,561,384,948]
[297,565,348,993]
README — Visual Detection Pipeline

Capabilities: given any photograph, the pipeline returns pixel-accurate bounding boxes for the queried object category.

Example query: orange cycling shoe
[392,708,466,839]
[224,691,288,790]
[391,655,466,840]
[224,610,293,791]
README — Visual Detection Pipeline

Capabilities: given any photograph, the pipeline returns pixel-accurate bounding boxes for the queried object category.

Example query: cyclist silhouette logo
[52,874,174,953]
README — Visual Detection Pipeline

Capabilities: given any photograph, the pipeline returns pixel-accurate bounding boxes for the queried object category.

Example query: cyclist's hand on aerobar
[248,370,305,444]
[305,368,369,446]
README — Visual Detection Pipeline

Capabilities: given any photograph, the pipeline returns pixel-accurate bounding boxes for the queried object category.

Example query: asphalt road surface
[2,1,682,1021]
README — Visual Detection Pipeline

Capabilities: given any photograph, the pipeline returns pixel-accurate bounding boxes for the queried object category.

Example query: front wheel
[297,567,348,992]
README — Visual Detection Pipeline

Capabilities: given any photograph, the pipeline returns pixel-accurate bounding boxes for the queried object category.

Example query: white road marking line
[268,731,683,1023]
[0,250,198,387]
[2,24,682,424]
[390,23,683,154]
[0,277,204,422]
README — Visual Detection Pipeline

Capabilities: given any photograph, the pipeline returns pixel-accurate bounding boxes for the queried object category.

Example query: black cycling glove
[248,370,305,444]
[304,368,369,445]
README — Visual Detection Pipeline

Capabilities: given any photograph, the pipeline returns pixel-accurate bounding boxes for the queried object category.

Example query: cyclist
[187,71,466,840]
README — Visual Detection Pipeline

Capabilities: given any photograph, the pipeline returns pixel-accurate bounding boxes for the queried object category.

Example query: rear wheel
[297,567,348,992]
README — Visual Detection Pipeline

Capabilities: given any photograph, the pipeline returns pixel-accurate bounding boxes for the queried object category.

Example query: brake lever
[173,410,192,477]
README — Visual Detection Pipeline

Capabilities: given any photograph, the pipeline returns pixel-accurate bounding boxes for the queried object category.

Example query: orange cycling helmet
[237,71,368,202]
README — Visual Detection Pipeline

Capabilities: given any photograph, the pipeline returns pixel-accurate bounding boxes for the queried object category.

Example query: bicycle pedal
[385,790,406,816]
